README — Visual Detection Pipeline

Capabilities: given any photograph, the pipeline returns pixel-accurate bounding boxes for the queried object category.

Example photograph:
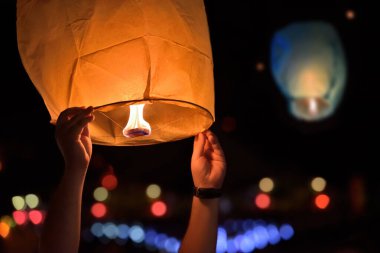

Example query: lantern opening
[122,104,151,138]
[290,97,331,121]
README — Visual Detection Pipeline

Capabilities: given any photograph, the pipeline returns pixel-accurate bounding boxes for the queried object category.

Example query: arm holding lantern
[39,107,94,253]
[179,130,227,253]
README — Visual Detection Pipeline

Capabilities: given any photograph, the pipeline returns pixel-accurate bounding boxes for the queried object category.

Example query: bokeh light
[239,235,255,252]
[279,224,294,240]
[0,216,15,228]
[93,187,109,202]
[151,201,167,217]
[12,196,25,210]
[29,210,43,225]
[91,222,103,237]
[227,238,238,253]
[12,210,27,225]
[117,224,129,239]
[259,177,274,192]
[315,194,330,209]
[103,222,119,239]
[164,237,181,253]
[91,202,107,218]
[129,225,145,243]
[216,227,227,253]
[267,224,281,245]
[0,222,10,238]
[146,184,161,199]
[346,9,355,20]
[256,62,265,72]
[101,174,118,190]
[252,225,269,249]
[255,193,271,209]
[25,194,39,209]
[311,177,327,192]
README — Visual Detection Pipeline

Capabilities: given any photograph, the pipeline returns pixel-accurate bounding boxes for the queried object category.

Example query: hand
[55,106,95,173]
[191,130,226,189]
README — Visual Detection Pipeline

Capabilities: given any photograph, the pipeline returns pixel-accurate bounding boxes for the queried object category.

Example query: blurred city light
[146,184,161,199]
[259,177,274,192]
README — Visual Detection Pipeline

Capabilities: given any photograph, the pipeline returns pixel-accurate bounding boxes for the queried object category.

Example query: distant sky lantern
[270,21,347,121]
[17,0,214,146]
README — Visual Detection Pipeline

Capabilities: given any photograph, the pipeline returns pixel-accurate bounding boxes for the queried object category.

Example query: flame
[123,104,151,138]
[307,98,318,115]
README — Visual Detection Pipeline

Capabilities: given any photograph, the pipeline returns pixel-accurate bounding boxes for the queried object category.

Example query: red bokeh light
[151,201,167,217]
[315,194,330,209]
[101,174,118,190]
[13,210,27,225]
[255,193,271,209]
[29,210,43,225]
[91,202,107,218]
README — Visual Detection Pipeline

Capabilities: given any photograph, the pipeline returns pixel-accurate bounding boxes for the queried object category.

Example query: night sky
[1,0,380,252]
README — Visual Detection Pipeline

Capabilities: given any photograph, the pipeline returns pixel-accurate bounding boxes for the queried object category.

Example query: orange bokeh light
[315,194,330,209]
[0,222,10,238]
[346,9,355,20]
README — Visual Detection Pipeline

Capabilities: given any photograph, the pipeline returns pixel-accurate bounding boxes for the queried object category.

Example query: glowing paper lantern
[270,21,347,121]
[17,0,214,146]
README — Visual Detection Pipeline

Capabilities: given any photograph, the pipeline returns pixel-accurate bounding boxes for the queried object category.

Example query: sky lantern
[17,0,214,146]
[270,21,347,121]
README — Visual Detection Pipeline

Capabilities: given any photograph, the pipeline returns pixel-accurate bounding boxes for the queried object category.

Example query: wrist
[63,164,87,179]
[193,186,222,199]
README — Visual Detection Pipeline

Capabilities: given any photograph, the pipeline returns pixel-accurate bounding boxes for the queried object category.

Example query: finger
[192,132,206,158]
[56,107,86,125]
[67,107,94,128]
[205,130,224,156]
[70,114,94,137]
[82,124,90,138]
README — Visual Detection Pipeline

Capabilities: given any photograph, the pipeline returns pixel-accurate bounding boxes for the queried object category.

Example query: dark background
[1,0,379,252]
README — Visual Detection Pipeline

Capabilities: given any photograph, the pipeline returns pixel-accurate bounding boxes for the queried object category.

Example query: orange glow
[101,174,118,190]
[12,211,27,225]
[123,104,151,138]
[151,201,167,217]
[0,216,15,228]
[0,222,10,238]
[0,160,3,172]
[256,62,265,72]
[346,9,355,20]
[255,193,271,209]
[91,203,107,218]
[29,210,43,225]
[315,194,330,209]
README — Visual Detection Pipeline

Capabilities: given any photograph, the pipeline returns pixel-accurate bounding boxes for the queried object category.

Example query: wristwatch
[193,187,222,199]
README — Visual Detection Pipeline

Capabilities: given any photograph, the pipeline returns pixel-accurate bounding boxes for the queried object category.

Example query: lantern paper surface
[270,21,347,121]
[17,0,214,145]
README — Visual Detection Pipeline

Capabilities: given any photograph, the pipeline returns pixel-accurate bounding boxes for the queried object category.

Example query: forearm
[179,197,219,253]
[39,167,87,253]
